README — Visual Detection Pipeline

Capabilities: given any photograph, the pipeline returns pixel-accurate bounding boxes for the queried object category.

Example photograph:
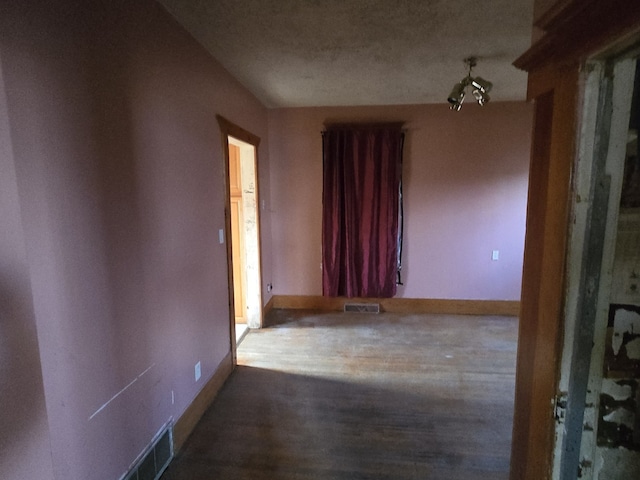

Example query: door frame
[510,2,640,478]
[552,55,637,480]
[217,115,263,363]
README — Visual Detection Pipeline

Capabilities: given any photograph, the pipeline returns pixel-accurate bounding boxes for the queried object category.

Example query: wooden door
[229,143,246,324]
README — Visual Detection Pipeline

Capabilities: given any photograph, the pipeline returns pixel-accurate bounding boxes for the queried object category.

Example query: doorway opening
[228,136,262,342]
[217,115,263,358]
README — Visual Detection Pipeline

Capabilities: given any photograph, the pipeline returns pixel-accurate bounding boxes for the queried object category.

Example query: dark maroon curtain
[322,124,404,298]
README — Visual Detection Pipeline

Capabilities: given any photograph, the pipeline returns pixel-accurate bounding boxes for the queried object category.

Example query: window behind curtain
[322,124,404,298]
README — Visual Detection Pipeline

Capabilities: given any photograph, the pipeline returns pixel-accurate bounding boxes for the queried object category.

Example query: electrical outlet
[492,250,500,261]
[267,283,272,292]
[194,361,201,382]
[171,390,175,405]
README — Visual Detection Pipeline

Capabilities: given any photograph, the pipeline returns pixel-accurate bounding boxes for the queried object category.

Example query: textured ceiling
[158,0,533,108]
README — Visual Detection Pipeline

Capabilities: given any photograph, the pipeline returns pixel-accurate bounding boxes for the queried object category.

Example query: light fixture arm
[447,56,492,111]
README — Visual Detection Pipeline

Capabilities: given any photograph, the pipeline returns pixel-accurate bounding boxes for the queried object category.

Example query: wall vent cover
[122,421,173,480]
[344,303,380,313]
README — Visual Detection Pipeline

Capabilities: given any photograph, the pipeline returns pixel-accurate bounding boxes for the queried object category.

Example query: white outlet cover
[492,250,500,261]
[195,361,201,381]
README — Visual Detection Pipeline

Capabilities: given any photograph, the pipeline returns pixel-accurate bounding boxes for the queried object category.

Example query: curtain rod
[323,121,405,129]
[321,123,406,135]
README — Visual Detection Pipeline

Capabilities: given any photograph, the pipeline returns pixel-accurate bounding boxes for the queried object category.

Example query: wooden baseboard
[263,295,275,321]
[173,352,234,452]
[270,295,520,316]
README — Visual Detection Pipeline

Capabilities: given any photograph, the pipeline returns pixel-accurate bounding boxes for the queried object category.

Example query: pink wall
[0,54,55,480]
[268,102,533,301]
[0,1,271,479]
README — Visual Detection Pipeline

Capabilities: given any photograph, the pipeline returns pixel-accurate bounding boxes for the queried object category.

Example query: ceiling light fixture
[447,57,493,111]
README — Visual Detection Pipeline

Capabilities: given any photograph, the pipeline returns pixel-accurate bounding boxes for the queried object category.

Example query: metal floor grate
[344,303,380,313]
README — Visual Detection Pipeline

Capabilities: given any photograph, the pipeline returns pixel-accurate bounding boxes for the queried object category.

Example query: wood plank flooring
[162,310,518,479]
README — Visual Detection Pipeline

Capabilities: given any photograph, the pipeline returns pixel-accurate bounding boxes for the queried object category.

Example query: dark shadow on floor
[162,365,513,480]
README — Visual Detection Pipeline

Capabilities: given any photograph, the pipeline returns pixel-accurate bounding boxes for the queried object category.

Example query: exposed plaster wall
[596,448,640,478]
[594,205,640,476]
[595,305,640,476]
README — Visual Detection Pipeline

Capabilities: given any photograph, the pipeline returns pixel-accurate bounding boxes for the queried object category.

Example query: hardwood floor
[162,310,518,479]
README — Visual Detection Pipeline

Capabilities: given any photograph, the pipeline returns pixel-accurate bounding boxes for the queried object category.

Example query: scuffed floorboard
[162,310,518,480]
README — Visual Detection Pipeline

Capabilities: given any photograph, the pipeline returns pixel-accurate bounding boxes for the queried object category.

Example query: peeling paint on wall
[595,448,640,479]
[601,378,634,400]
[604,305,640,376]
[600,305,640,448]
[597,380,638,450]
[611,308,640,355]
[597,306,640,480]
[587,60,640,480]
[627,337,640,360]
[603,402,635,429]
[596,309,640,480]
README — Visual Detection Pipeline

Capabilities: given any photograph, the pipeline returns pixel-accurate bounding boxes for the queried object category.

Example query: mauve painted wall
[268,102,533,300]
[0,1,271,479]
[0,56,55,480]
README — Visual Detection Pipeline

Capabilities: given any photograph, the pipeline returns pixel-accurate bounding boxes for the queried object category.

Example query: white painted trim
[551,61,603,480]
[587,57,636,480]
